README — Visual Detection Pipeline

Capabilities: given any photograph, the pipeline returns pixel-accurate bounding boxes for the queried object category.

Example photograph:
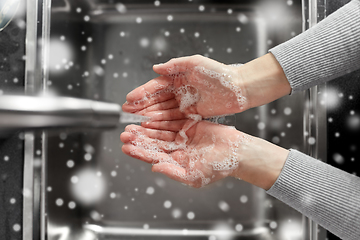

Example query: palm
[122,55,248,120]
[121,120,249,188]
[171,66,246,117]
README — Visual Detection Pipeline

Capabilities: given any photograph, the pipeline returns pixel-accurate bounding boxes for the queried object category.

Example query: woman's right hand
[120,120,289,190]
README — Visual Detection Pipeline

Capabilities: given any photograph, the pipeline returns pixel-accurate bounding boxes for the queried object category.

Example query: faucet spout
[0,95,121,130]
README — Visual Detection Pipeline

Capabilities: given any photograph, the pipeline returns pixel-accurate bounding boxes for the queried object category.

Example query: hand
[120,120,289,190]
[122,55,249,119]
[122,54,291,121]
[121,120,249,188]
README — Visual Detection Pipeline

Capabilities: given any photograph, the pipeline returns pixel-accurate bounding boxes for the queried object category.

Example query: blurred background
[0,0,358,240]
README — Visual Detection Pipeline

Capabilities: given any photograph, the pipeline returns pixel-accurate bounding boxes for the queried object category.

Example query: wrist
[234,53,291,109]
[231,135,289,190]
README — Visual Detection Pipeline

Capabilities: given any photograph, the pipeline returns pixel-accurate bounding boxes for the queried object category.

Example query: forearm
[231,135,360,239]
[231,134,289,190]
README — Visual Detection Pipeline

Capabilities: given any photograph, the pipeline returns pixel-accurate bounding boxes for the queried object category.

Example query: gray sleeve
[267,149,360,240]
[269,0,360,93]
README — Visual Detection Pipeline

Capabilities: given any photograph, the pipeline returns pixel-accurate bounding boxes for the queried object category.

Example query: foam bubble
[235,224,243,232]
[128,123,251,187]
[56,198,64,206]
[68,201,76,209]
[129,130,184,165]
[13,224,21,232]
[163,200,172,208]
[135,65,246,117]
[194,66,247,110]
[270,221,278,229]
[211,138,237,170]
[171,208,182,218]
[126,67,251,187]
[115,3,127,13]
[218,200,230,212]
[240,195,248,203]
[146,186,155,195]
[187,211,195,220]
[173,85,200,112]
[230,63,243,67]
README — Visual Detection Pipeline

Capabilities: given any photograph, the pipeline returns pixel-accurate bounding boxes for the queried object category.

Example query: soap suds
[127,122,250,187]
[128,64,249,187]
[194,66,247,110]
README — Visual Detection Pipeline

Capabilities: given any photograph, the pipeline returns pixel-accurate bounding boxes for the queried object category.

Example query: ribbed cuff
[269,0,360,94]
[267,149,360,240]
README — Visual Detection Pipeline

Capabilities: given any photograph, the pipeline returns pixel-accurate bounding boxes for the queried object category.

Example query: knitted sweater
[267,1,360,239]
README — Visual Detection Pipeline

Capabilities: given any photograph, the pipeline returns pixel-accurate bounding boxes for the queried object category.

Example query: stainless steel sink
[20,1,327,240]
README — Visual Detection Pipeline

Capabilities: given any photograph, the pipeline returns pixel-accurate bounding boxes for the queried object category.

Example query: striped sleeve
[269,0,360,93]
[267,149,360,240]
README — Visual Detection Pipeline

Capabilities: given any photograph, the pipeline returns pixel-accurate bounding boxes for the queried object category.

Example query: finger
[120,131,136,143]
[153,55,203,75]
[122,144,172,164]
[137,99,179,114]
[126,76,173,103]
[152,162,191,184]
[124,125,176,142]
[143,108,186,121]
[142,120,187,132]
[122,91,175,113]
[124,126,179,153]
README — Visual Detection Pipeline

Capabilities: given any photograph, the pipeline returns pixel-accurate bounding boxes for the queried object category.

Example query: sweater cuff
[269,0,360,94]
[267,149,360,240]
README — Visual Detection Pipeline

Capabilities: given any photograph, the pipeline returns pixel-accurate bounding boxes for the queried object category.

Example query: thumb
[153,55,198,75]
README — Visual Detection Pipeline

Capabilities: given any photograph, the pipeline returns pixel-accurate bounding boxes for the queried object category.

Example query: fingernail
[154,63,164,67]
[126,91,134,99]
